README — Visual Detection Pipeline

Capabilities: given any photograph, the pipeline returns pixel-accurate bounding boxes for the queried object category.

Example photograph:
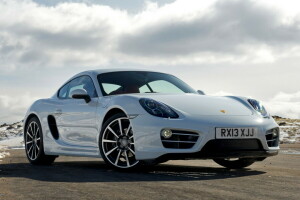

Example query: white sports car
[24,69,279,170]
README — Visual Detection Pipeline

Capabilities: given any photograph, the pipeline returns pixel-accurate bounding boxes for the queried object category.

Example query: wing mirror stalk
[72,94,91,103]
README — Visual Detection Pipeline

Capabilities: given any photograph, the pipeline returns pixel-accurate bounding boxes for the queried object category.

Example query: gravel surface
[0,144,299,200]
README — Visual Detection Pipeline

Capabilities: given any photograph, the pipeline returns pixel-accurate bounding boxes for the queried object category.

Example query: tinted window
[148,80,184,93]
[58,83,69,98]
[97,71,196,96]
[68,76,97,98]
[58,76,98,99]
[102,83,122,94]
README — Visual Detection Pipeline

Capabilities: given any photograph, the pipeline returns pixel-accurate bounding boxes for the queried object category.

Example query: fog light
[161,129,173,139]
[272,129,279,137]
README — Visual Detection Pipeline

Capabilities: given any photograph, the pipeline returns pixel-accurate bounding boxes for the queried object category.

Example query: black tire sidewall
[213,158,256,169]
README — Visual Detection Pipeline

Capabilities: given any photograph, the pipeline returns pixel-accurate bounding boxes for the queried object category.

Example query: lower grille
[200,139,263,153]
[161,130,199,149]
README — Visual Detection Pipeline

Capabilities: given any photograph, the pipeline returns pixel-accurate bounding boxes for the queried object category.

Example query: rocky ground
[0,121,23,140]
[273,116,300,143]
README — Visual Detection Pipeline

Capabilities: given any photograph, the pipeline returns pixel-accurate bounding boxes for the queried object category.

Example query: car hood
[127,93,253,116]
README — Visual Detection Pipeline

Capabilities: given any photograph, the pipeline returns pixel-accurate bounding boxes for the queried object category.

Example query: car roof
[71,68,165,79]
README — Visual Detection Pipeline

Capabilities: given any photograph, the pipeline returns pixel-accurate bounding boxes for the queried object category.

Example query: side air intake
[47,115,59,140]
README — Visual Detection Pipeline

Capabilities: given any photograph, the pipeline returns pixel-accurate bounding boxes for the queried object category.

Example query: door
[56,75,99,148]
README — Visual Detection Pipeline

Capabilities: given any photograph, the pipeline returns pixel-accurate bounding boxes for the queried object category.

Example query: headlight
[139,98,179,118]
[248,99,269,118]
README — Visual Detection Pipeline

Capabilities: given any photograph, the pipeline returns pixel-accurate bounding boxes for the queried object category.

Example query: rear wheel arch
[24,113,40,134]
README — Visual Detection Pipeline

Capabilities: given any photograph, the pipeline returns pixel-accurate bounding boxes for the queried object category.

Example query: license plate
[216,128,257,139]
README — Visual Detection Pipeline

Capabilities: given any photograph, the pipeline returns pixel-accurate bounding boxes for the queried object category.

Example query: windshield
[97,71,197,96]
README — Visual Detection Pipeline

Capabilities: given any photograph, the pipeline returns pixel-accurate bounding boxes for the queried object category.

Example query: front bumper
[130,114,280,160]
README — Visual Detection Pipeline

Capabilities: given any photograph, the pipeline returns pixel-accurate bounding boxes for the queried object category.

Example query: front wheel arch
[102,108,127,127]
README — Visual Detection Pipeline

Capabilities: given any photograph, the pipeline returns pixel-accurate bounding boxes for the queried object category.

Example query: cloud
[271,91,300,102]
[0,94,41,123]
[0,0,300,73]
[0,0,300,122]
[118,0,300,63]
[0,0,126,70]
[263,91,300,119]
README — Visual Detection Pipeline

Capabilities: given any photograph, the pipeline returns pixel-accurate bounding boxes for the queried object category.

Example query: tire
[99,113,142,170]
[213,158,256,169]
[25,117,57,165]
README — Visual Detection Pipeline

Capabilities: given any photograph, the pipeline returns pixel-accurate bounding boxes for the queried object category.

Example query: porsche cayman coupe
[24,69,279,169]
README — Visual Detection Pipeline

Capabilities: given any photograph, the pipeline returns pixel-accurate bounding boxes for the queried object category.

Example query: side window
[68,76,98,98]
[58,76,97,99]
[58,83,69,99]
[102,83,122,95]
[148,80,184,93]
[139,85,151,93]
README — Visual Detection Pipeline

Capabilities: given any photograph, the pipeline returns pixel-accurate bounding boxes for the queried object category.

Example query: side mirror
[71,89,91,103]
[197,90,205,95]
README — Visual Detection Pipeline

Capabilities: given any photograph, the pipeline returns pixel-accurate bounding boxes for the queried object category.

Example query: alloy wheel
[101,117,139,168]
[25,121,41,160]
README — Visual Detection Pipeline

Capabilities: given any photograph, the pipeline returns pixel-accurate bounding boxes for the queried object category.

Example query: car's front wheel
[99,113,141,170]
[25,117,57,165]
[213,158,256,169]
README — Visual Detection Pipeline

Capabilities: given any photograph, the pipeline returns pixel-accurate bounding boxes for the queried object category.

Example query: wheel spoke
[30,125,34,136]
[26,141,33,145]
[36,137,40,141]
[36,143,40,151]
[118,119,123,135]
[30,145,34,159]
[124,151,130,167]
[115,150,121,165]
[108,126,119,138]
[103,139,117,143]
[128,147,135,155]
[27,132,33,139]
[35,127,39,136]
[34,145,37,159]
[105,146,118,156]
[125,124,131,136]
[33,123,36,136]
[28,145,33,154]
[129,135,133,140]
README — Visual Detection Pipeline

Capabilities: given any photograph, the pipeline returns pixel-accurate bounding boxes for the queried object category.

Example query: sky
[0,0,300,123]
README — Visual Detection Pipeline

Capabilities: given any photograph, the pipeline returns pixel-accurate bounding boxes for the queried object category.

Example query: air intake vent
[48,115,59,140]
[161,130,199,149]
[265,128,279,147]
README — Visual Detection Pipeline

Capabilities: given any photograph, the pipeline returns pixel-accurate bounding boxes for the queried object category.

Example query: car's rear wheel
[213,158,256,169]
[25,117,57,165]
[99,113,141,170]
